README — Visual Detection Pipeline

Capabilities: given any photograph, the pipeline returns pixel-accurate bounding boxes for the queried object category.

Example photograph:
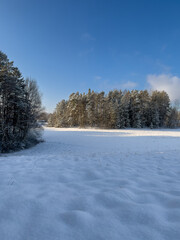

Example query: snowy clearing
[0,127,180,240]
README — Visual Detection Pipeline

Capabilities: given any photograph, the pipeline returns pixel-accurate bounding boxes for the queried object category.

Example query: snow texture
[0,127,180,240]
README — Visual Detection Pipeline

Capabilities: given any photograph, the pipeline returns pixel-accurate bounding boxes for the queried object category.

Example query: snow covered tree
[25,78,43,126]
[0,51,42,153]
[150,91,170,127]
[139,90,150,127]
[129,90,141,128]
[166,107,180,128]
[55,100,67,127]
[78,93,87,127]
[86,89,97,127]
[49,88,178,130]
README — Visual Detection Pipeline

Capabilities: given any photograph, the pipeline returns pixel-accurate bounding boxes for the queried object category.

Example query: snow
[0,127,180,240]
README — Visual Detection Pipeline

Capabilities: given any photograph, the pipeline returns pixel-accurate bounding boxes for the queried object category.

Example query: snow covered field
[0,127,180,240]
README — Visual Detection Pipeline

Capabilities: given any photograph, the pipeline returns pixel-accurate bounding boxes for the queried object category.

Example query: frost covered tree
[86,89,96,126]
[78,93,87,127]
[25,78,43,125]
[54,100,67,127]
[150,91,170,127]
[0,51,42,153]
[129,90,141,128]
[49,88,179,129]
[118,91,131,128]
[139,90,150,127]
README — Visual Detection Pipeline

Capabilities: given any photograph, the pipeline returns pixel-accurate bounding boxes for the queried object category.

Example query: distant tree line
[0,51,42,153]
[48,89,180,129]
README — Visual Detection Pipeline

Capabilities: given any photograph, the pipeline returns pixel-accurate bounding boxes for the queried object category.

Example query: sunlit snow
[0,127,180,240]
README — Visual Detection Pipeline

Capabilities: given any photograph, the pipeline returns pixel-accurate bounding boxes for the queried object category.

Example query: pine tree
[129,90,141,128]
[0,51,42,152]
[55,100,67,127]
[49,88,179,130]
[139,90,150,127]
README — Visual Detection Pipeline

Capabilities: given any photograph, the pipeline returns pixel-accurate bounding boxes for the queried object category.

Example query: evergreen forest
[49,89,180,129]
[0,51,42,153]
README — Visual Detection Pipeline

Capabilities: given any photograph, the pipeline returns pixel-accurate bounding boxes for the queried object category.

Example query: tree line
[48,89,180,129]
[0,51,42,153]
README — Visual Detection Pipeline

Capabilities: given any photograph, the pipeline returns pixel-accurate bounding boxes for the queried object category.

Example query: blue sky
[1,0,180,112]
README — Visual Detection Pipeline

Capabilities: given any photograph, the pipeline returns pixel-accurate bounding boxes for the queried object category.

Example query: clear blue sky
[1,0,180,112]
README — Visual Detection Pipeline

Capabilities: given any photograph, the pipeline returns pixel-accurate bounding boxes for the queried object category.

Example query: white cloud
[121,81,137,89]
[147,74,180,101]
